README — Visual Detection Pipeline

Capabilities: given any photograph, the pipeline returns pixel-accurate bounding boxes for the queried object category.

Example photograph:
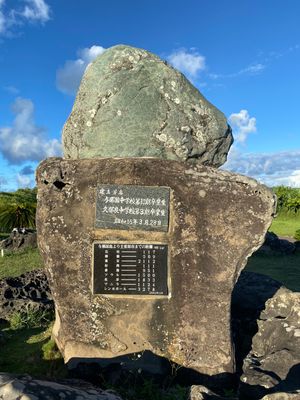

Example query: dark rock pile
[0,229,37,252]
[0,269,53,320]
[240,287,300,399]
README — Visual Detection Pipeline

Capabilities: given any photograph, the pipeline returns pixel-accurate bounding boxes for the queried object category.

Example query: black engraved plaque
[95,184,170,232]
[93,243,168,296]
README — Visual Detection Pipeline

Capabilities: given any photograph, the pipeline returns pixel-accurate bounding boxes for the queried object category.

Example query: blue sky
[0,0,300,190]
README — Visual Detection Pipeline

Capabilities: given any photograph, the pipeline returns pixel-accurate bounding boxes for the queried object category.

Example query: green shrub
[294,229,300,241]
[9,309,54,330]
[273,186,300,214]
[42,338,62,360]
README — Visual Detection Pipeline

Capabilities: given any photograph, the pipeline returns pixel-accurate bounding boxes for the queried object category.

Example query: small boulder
[189,385,235,399]
[0,373,123,400]
[261,393,300,399]
[0,229,37,252]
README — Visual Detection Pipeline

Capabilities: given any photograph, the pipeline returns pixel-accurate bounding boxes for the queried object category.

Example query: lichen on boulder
[62,45,233,167]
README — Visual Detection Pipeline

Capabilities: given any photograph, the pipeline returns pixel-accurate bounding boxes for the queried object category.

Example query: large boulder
[0,269,53,321]
[62,45,233,167]
[36,157,275,383]
[240,287,300,399]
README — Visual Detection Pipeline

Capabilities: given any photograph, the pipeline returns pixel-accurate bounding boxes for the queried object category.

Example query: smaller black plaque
[93,243,168,296]
[95,184,170,232]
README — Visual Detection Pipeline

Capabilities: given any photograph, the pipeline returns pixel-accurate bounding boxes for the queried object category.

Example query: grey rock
[62,45,233,167]
[261,393,300,399]
[0,230,37,252]
[0,269,53,321]
[231,271,282,372]
[0,373,123,399]
[240,287,300,399]
[189,385,235,399]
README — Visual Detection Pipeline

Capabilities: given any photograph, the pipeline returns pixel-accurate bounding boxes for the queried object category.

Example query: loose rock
[0,373,123,400]
[0,229,37,252]
[240,287,300,399]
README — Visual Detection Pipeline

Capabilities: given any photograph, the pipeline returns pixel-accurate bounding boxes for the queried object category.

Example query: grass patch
[269,212,300,238]
[245,251,300,292]
[0,232,9,240]
[0,247,43,279]
[0,321,67,378]
[9,309,54,330]
[113,381,188,400]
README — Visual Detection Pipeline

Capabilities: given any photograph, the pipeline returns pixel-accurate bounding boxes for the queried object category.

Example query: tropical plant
[0,188,37,231]
[0,201,36,231]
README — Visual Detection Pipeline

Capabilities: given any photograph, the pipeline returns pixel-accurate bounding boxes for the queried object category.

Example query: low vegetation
[270,212,300,238]
[0,247,43,280]
[0,311,66,378]
[270,186,300,238]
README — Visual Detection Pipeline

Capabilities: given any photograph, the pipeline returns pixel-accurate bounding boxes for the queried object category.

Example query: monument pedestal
[36,157,275,378]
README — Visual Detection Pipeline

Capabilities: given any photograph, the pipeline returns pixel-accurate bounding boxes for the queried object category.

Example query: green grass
[0,247,43,280]
[0,232,9,240]
[0,322,67,378]
[245,251,300,292]
[269,212,300,238]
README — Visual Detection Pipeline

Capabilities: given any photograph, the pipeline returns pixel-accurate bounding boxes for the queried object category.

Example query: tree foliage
[0,188,37,231]
[273,186,300,214]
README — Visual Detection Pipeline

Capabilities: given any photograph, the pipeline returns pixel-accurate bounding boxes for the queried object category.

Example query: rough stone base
[36,157,275,378]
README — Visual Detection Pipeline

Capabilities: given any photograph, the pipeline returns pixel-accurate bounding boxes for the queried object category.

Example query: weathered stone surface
[62,45,233,167]
[189,385,234,399]
[0,269,53,321]
[0,373,123,399]
[240,288,300,399]
[231,271,282,373]
[261,393,300,399]
[36,157,275,378]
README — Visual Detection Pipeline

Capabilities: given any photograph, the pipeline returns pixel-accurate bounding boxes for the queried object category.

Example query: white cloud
[228,109,256,143]
[223,149,300,187]
[0,97,61,164]
[209,63,266,80]
[240,63,265,74]
[167,48,206,78]
[17,173,32,188]
[0,0,6,34]
[0,175,7,189]
[56,45,106,95]
[20,0,50,22]
[0,0,50,36]
[3,85,19,94]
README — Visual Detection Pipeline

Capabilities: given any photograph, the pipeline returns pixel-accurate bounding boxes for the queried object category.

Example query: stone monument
[36,45,275,382]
